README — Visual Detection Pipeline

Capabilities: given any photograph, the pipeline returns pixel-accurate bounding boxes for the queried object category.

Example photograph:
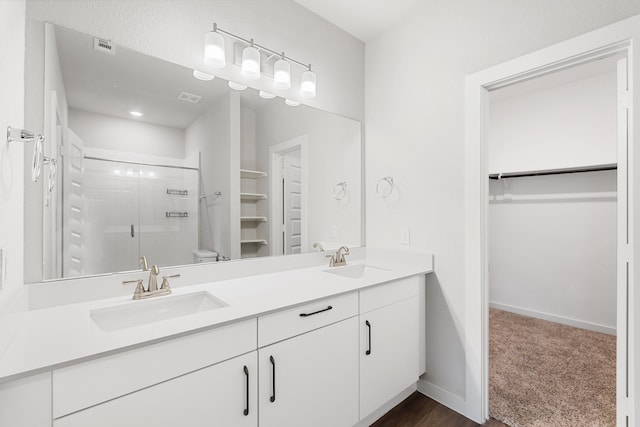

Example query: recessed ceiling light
[193,69,215,81]
[285,99,300,107]
[129,111,143,117]
[259,91,276,99]
[228,81,248,91]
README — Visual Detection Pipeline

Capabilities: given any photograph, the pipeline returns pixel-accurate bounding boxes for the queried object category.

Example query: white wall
[488,66,617,334]
[25,0,364,122]
[365,0,640,405]
[69,109,185,159]
[0,0,26,307]
[489,70,617,173]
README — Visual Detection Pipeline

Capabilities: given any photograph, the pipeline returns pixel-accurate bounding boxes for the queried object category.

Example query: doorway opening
[487,56,620,426]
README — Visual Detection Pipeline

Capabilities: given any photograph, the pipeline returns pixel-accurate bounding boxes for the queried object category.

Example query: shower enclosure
[73,157,199,277]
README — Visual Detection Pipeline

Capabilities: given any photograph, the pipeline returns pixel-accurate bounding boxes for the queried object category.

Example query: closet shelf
[240,169,267,179]
[241,239,268,245]
[241,216,268,222]
[241,192,267,201]
[489,163,617,180]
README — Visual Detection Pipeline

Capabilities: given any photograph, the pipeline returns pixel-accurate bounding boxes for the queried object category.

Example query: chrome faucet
[326,245,349,267]
[123,261,180,300]
[313,242,324,252]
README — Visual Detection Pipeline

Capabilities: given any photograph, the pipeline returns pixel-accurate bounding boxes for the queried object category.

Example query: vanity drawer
[53,318,256,419]
[258,292,358,347]
[359,276,420,314]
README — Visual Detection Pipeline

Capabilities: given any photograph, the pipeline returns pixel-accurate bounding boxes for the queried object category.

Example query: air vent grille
[94,38,115,55]
[178,92,202,104]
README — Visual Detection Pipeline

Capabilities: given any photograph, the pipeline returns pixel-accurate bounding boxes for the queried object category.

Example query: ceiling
[294,0,422,42]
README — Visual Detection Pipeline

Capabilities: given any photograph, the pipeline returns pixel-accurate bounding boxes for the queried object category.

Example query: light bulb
[260,91,276,99]
[300,68,317,98]
[285,99,300,107]
[193,69,215,81]
[241,43,261,80]
[273,58,291,89]
[204,31,225,68]
[228,81,248,91]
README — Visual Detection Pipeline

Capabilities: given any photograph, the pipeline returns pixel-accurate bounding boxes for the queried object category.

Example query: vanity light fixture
[192,69,215,81]
[259,91,276,99]
[285,99,301,107]
[202,22,317,98]
[273,53,291,89]
[204,24,226,68]
[241,40,261,80]
[228,81,248,91]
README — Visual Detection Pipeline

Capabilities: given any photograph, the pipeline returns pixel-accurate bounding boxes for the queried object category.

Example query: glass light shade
[300,69,317,98]
[259,91,276,99]
[192,69,215,81]
[204,31,226,68]
[228,81,248,91]
[241,45,261,80]
[273,59,291,89]
[285,99,300,107]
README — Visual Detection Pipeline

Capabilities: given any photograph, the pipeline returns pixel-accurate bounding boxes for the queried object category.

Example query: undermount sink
[323,264,391,279]
[90,291,228,332]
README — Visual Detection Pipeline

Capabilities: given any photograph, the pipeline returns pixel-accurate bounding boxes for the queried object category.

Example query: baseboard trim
[490,302,616,335]
[354,384,416,427]
[416,378,468,418]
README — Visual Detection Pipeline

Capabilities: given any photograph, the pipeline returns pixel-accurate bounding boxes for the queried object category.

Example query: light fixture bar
[212,23,311,70]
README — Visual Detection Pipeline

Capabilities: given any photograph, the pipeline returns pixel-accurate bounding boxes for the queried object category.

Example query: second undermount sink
[323,264,391,279]
[90,291,228,332]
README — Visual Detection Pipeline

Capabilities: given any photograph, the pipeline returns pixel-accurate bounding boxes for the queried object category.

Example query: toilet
[192,249,218,263]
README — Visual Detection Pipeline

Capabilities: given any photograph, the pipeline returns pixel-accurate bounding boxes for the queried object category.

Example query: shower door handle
[131,224,134,237]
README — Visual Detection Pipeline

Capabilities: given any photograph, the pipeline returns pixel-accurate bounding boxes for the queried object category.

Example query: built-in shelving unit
[240,168,268,258]
[240,169,268,179]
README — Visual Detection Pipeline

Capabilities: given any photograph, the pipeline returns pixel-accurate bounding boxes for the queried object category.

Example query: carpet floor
[489,308,616,427]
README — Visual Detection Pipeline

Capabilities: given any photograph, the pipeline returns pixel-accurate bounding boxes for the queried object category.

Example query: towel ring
[32,134,44,182]
[44,156,57,192]
[376,176,394,198]
[333,182,347,200]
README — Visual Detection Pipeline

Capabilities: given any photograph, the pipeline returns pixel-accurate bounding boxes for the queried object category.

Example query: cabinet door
[259,316,359,427]
[360,296,419,419]
[54,351,257,427]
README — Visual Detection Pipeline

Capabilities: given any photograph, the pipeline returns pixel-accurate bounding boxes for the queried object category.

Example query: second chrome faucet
[122,257,179,300]
[326,246,350,267]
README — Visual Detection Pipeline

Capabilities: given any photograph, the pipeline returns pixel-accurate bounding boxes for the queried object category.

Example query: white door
[62,129,85,278]
[283,153,302,254]
[258,317,359,427]
[54,351,258,427]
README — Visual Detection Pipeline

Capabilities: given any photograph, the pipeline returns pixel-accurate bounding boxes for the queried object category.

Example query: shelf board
[240,169,267,179]
[240,239,268,245]
[241,216,268,222]
[240,192,267,201]
[488,163,617,180]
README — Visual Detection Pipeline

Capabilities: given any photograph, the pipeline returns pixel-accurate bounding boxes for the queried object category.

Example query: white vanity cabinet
[257,293,360,427]
[359,277,420,420]
[0,373,51,426]
[54,351,257,427]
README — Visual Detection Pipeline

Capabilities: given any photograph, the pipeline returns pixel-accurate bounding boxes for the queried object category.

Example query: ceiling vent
[94,37,116,55]
[178,92,202,104]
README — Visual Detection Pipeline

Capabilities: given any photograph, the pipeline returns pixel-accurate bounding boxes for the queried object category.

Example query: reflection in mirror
[24,22,362,283]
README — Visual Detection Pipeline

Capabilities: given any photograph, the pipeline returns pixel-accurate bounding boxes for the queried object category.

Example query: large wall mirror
[24,22,362,283]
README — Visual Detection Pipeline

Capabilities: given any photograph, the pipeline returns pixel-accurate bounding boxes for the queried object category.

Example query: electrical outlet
[331,225,338,238]
[400,228,410,245]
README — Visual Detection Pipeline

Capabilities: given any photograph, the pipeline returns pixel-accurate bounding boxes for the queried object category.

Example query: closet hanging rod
[489,163,617,180]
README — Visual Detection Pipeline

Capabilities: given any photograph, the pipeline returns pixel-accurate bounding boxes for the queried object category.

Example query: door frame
[464,15,640,424]
[269,135,308,256]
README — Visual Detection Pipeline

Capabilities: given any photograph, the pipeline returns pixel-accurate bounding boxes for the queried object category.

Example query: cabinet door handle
[269,356,276,402]
[130,224,134,238]
[243,365,249,416]
[366,320,372,355]
[299,305,333,317]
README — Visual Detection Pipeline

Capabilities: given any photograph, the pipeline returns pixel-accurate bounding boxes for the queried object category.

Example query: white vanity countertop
[0,250,433,383]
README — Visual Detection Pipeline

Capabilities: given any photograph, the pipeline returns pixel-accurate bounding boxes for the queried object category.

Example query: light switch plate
[400,228,410,245]
[331,225,338,238]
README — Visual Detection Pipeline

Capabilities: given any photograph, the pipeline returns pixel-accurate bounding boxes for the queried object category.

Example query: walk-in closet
[487,56,621,426]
